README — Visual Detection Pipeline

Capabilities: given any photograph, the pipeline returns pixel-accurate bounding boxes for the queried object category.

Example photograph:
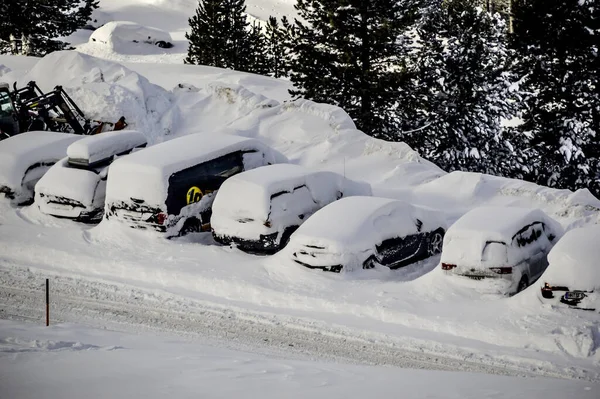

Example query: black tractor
[0,81,126,141]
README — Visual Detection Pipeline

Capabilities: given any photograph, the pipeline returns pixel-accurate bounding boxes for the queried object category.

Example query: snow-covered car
[539,225,600,312]
[0,131,82,205]
[90,21,174,48]
[287,196,446,273]
[35,130,147,223]
[104,133,284,236]
[211,164,372,254]
[440,206,563,295]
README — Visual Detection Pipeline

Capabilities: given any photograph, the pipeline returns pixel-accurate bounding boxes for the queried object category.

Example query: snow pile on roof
[89,21,172,52]
[18,51,173,143]
[212,164,372,238]
[441,206,563,269]
[543,225,600,291]
[290,196,439,251]
[106,132,283,208]
[0,132,82,193]
[67,130,147,165]
[446,206,550,241]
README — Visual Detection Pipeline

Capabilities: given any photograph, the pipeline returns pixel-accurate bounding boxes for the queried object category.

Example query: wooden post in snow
[45,278,49,327]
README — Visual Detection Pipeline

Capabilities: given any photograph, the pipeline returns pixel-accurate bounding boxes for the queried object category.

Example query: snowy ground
[1,0,600,396]
[2,320,598,399]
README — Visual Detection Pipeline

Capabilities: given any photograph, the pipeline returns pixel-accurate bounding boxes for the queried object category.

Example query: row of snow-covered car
[0,130,597,311]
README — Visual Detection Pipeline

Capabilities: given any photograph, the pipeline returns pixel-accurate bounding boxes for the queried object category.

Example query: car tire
[517,275,529,293]
[279,226,298,250]
[180,216,201,235]
[156,41,172,48]
[363,255,377,270]
[428,229,445,256]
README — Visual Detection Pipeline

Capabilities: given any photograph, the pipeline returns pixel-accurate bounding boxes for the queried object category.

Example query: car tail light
[490,267,513,274]
[157,212,167,225]
[441,263,456,270]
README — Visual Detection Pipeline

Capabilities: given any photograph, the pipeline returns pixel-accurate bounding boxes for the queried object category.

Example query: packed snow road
[0,263,591,381]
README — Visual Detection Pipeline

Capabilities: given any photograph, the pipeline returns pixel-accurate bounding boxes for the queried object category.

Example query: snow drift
[17,51,174,143]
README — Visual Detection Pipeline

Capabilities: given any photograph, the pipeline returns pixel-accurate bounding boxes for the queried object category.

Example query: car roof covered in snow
[446,206,553,242]
[90,21,172,45]
[66,130,147,167]
[0,131,82,189]
[212,164,349,220]
[543,225,600,291]
[290,196,442,249]
[106,133,276,207]
[111,133,265,174]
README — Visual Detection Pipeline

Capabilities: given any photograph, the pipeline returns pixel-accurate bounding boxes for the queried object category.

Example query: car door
[376,233,425,269]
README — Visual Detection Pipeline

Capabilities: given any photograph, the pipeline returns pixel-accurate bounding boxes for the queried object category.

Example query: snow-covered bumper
[289,242,359,273]
[213,232,280,254]
[36,192,102,222]
[442,265,519,294]
[105,200,167,232]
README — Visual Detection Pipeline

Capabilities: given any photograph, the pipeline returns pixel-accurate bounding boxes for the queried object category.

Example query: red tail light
[441,263,456,270]
[490,267,513,274]
[157,212,167,225]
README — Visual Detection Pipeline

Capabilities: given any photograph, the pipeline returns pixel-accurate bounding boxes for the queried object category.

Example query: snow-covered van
[211,164,372,254]
[104,133,284,236]
[0,131,82,205]
[35,130,147,222]
[539,225,599,312]
[287,196,446,273]
[441,206,563,295]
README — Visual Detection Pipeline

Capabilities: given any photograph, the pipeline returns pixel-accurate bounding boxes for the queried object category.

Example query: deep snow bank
[17,51,174,143]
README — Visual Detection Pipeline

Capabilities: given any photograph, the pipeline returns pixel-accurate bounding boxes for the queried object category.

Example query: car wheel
[428,229,444,255]
[363,255,377,270]
[180,217,201,235]
[155,41,170,48]
[517,275,529,293]
[279,226,298,250]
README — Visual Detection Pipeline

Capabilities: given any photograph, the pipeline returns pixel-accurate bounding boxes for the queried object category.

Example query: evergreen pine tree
[289,0,420,137]
[511,0,600,196]
[185,0,228,67]
[245,22,269,75]
[186,0,265,73]
[406,0,523,175]
[264,16,291,78]
[0,0,98,56]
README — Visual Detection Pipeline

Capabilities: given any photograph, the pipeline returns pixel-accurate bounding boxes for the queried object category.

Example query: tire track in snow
[0,265,597,381]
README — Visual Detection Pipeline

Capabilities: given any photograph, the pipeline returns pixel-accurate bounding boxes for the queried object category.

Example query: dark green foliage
[288,0,420,137]
[185,0,265,73]
[263,16,292,78]
[405,0,523,175]
[0,0,98,56]
[510,0,600,196]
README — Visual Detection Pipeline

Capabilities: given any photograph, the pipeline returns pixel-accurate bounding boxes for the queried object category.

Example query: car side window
[166,152,244,214]
[513,222,544,247]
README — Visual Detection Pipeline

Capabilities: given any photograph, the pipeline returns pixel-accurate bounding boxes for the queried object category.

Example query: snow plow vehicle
[0,81,126,140]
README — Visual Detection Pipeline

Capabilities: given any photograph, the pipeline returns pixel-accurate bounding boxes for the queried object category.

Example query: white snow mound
[18,51,173,142]
[90,21,172,52]
[543,225,600,291]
